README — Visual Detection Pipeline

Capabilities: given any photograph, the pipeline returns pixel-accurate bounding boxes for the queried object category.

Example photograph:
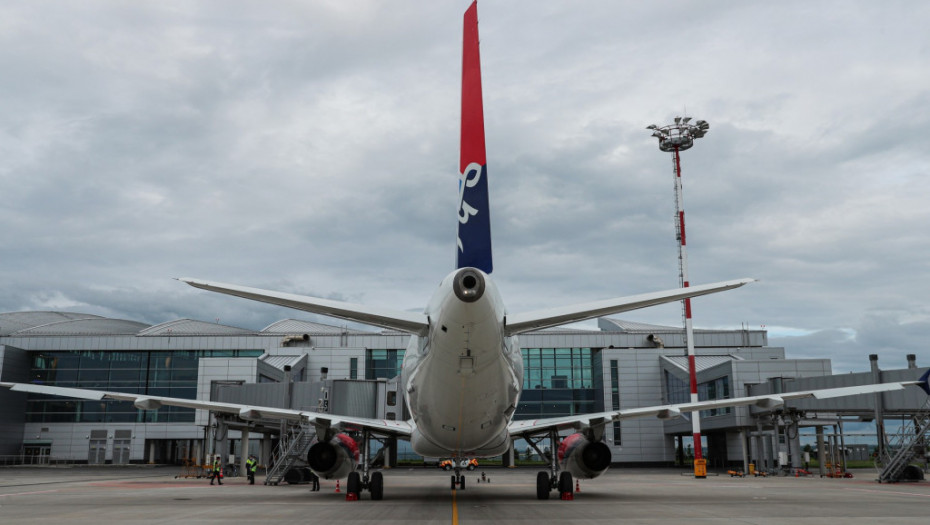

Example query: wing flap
[179,278,429,336]
[504,278,754,336]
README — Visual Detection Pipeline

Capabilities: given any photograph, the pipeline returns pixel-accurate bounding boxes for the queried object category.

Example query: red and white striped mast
[647,116,710,478]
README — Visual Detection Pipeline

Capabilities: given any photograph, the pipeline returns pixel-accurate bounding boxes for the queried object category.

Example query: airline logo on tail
[457,1,492,274]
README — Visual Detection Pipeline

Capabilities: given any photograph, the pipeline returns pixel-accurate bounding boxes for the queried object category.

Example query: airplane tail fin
[919,369,930,396]
[456,0,493,274]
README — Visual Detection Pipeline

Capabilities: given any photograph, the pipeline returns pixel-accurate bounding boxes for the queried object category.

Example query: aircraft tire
[451,475,457,490]
[347,472,361,496]
[558,471,573,494]
[459,475,465,490]
[370,471,384,500]
[536,471,550,500]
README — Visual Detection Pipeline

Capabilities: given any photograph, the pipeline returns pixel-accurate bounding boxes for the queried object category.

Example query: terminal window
[26,349,263,423]
[365,349,405,380]
[515,347,603,420]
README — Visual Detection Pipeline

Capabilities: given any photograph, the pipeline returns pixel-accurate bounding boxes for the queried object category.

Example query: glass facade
[26,350,263,423]
[365,349,405,380]
[664,371,731,417]
[610,359,621,445]
[516,348,603,419]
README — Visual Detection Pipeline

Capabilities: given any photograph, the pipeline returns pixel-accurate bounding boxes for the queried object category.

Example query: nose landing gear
[451,465,466,490]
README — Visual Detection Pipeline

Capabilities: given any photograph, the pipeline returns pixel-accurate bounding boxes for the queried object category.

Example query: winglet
[919,369,930,396]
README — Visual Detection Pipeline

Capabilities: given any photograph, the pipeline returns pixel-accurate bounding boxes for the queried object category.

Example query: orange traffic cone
[335,480,341,493]
[575,479,580,493]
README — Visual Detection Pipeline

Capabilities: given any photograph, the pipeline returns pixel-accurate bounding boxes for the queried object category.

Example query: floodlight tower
[646,116,710,478]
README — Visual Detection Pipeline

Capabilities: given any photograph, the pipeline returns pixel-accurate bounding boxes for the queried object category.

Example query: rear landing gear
[558,471,573,496]
[536,471,550,500]
[370,471,384,501]
[528,429,573,500]
[346,429,386,501]
[347,471,361,498]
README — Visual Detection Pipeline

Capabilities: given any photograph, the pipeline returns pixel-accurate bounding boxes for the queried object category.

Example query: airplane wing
[178,278,429,336]
[0,382,414,438]
[508,374,930,436]
[504,278,754,336]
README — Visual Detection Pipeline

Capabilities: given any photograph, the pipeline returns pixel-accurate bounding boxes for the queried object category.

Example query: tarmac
[1,465,929,524]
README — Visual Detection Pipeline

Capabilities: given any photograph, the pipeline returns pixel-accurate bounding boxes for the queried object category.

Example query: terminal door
[113,430,132,464]
[88,430,107,464]
[22,444,51,464]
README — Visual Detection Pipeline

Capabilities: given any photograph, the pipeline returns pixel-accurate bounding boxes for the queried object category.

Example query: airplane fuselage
[402,267,523,458]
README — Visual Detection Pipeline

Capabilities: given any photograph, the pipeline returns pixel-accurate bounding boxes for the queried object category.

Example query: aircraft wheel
[536,471,551,500]
[558,471,573,494]
[347,472,361,496]
[459,475,465,490]
[451,475,457,490]
[370,471,384,500]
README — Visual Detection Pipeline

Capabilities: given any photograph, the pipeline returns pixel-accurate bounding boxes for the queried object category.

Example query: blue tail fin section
[919,369,930,396]
[456,1,493,274]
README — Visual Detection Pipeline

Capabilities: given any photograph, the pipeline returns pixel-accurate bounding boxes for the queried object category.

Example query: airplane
[3,0,929,502]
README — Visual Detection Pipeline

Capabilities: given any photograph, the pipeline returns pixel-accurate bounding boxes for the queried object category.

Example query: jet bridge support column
[838,420,848,473]
[788,415,802,469]
[215,419,229,470]
[816,426,826,477]
[871,354,887,459]
[388,436,398,468]
[240,427,250,478]
[504,439,515,467]
[756,420,769,471]
[740,430,749,473]
[262,436,272,468]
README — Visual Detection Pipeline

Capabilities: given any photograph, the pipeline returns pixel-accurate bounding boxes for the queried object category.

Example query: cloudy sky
[2,1,928,373]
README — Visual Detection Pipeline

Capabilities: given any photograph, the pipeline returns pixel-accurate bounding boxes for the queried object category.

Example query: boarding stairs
[264,425,315,486]
[876,397,930,483]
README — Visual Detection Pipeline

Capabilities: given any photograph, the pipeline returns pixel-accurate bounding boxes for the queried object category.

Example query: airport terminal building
[1,311,924,470]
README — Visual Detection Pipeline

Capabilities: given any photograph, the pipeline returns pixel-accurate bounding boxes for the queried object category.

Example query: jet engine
[557,433,612,479]
[307,433,359,480]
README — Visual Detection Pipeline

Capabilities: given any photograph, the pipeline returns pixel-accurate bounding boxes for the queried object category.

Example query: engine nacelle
[307,433,359,480]
[557,433,612,479]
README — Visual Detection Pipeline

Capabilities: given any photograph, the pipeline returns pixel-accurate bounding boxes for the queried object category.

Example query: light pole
[646,116,710,478]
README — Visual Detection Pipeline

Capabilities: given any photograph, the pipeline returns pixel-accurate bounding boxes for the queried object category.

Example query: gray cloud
[2,1,928,373]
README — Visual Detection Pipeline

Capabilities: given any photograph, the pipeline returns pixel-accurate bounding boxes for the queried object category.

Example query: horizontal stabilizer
[504,278,754,336]
[178,278,429,336]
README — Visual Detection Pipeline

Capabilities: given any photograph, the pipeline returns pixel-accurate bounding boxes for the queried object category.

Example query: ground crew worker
[210,456,223,485]
[309,470,320,491]
[246,455,257,485]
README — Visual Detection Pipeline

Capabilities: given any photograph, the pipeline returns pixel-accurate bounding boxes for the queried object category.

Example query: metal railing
[875,397,930,482]
[264,425,315,485]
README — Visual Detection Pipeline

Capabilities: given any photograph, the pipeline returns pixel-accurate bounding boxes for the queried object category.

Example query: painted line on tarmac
[451,489,459,525]
[0,489,60,497]
[845,487,930,498]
